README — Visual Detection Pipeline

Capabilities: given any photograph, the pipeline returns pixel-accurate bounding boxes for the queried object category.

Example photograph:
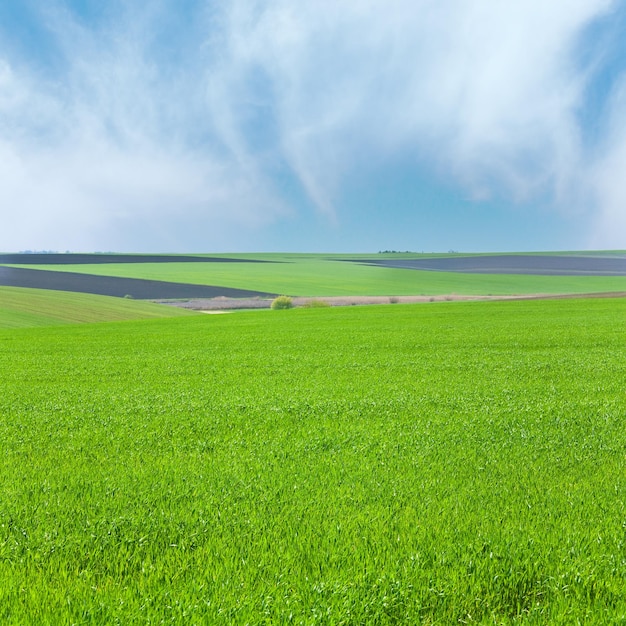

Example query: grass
[0,286,194,328]
[8,254,626,296]
[1,297,625,623]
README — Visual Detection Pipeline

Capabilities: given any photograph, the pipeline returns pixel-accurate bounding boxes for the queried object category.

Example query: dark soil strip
[0,267,276,300]
[0,253,274,265]
[345,255,626,276]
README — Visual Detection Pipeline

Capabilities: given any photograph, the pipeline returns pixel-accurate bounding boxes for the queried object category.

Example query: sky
[1,1,625,253]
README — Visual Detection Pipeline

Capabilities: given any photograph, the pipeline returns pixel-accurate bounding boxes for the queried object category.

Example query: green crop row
[1,298,625,623]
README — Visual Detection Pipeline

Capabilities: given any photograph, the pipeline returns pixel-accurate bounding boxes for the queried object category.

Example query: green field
[1,297,625,623]
[0,287,194,329]
[10,253,626,296]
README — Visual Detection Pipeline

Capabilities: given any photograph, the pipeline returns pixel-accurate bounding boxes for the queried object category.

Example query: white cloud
[210,0,625,245]
[219,1,616,194]
[0,0,624,250]
[588,76,626,248]
[0,4,288,251]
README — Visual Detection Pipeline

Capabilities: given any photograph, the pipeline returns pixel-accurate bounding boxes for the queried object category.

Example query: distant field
[0,253,268,265]
[352,254,626,275]
[1,298,624,623]
[0,266,277,300]
[3,251,626,297]
[0,286,195,328]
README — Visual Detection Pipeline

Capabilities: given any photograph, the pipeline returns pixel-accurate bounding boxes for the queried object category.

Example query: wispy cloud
[214,0,620,207]
[0,2,288,251]
[0,0,624,251]
[589,75,626,247]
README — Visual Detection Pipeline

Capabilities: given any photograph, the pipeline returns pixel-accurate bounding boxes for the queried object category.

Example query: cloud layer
[0,0,625,251]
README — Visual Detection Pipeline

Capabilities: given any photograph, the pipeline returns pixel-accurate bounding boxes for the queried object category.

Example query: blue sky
[1,1,625,253]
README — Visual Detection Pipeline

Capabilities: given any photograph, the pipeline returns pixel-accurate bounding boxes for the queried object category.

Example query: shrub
[271,295,293,310]
[303,299,330,308]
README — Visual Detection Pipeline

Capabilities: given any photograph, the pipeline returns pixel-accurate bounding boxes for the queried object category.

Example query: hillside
[0,287,195,329]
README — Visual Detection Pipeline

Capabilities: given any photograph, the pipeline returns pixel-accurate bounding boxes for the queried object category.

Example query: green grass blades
[0,287,194,328]
[0,298,625,623]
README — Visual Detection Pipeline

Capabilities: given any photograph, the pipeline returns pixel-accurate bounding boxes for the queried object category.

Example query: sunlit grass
[0,286,194,328]
[1,297,625,623]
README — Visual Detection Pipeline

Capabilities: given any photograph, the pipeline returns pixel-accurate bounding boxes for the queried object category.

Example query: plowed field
[0,266,275,299]
[348,254,626,275]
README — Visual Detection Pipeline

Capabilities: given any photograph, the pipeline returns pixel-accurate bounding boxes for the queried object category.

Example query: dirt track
[157,292,626,311]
